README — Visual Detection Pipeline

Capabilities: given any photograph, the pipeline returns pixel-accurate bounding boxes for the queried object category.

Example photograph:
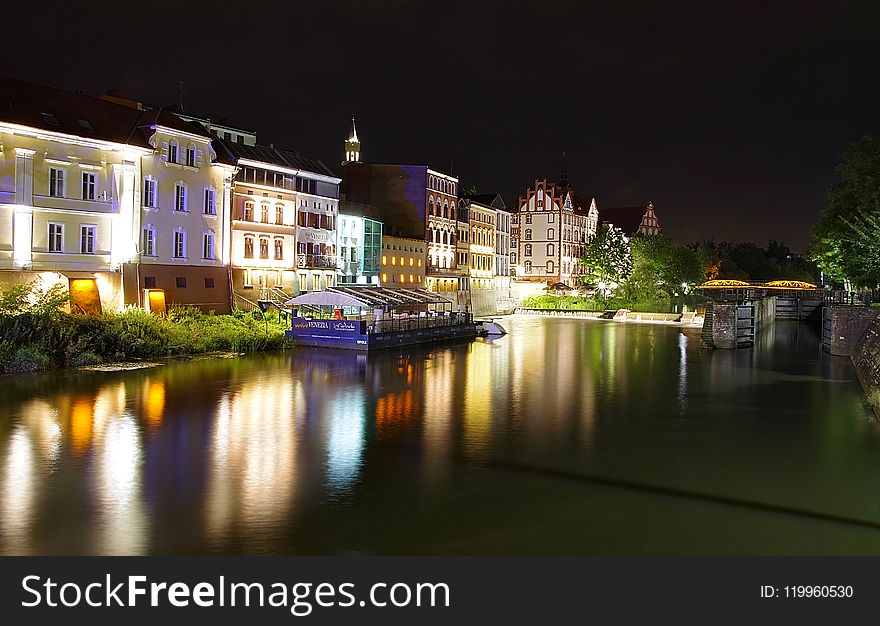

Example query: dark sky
[8,0,880,251]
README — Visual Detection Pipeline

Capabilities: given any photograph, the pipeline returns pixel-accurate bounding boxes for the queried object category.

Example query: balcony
[297,254,337,269]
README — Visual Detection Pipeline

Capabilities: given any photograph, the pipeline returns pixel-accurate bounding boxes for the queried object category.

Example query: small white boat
[478,319,508,336]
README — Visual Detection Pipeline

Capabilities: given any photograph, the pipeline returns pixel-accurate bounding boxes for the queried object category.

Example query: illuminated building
[213,139,341,298]
[339,119,459,295]
[379,235,425,288]
[460,195,500,291]
[511,178,598,286]
[0,77,234,313]
[337,200,383,285]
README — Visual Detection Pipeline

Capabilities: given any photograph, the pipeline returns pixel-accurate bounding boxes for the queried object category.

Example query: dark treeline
[693,240,819,283]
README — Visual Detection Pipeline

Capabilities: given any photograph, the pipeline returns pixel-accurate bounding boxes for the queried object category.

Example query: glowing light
[13,208,33,269]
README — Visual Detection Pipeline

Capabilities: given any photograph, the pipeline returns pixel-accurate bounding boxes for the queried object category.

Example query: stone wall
[852,313,880,419]
[702,296,776,349]
[821,305,880,357]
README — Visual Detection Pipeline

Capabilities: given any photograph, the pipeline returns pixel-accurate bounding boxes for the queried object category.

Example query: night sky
[8,0,880,251]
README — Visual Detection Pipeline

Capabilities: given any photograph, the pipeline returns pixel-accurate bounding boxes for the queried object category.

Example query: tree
[811,135,880,287]
[580,223,632,291]
[621,234,704,303]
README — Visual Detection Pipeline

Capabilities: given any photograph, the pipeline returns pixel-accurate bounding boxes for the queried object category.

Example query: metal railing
[232,292,260,312]
[297,254,337,268]
[368,313,473,334]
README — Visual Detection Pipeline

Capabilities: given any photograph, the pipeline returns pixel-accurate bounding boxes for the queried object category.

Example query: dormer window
[41,112,61,127]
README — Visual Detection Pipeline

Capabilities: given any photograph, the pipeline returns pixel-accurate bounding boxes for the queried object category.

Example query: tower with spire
[344,115,361,164]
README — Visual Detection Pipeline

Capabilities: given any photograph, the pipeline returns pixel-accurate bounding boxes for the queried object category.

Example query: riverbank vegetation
[811,135,880,289]
[0,282,291,374]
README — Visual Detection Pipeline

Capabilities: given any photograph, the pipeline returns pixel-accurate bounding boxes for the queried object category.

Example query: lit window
[80,225,96,254]
[244,236,254,259]
[142,226,156,257]
[144,178,157,208]
[276,204,284,224]
[244,202,254,221]
[259,238,269,259]
[391,257,396,265]
[202,232,215,260]
[274,238,284,260]
[174,184,187,212]
[49,168,65,197]
[48,223,63,252]
[173,230,187,258]
[204,188,216,215]
[81,172,96,200]
[382,255,387,265]
[382,273,388,283]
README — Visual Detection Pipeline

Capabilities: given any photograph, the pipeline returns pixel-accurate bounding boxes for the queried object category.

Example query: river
[1,316,878,555]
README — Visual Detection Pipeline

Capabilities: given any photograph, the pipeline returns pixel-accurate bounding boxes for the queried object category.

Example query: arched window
[244,201,254,221]
[274,238,284,260]
[525,229,532,240]
[261,204,269,223]
[168,140,179,163]
[244,235,254,259]
[429,175,435,189]
[547,243,554,256]
[524,260,532,273]
[186,143,196,167]
[429,198,435,215]
[547,260,555,273]
[548,228,555,239]
[276,204,284,224]
[524,244,532,256]
[259,237,269,259]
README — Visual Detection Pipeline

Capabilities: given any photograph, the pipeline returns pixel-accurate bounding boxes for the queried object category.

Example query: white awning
[285,291,369,307]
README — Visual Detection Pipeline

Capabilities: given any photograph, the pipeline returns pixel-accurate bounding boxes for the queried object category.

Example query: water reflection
[0,317,878,555]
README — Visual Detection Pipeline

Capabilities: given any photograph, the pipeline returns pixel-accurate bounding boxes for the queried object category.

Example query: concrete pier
[701,297,776,349]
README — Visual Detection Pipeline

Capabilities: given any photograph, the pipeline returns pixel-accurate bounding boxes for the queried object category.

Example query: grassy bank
[0,282,291,374]
[521,294,706,313]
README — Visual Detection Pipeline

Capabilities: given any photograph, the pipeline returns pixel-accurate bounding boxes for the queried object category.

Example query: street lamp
[257,300,272,336]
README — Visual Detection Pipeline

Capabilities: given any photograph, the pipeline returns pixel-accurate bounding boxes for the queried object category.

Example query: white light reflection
[326,389,366,497]
[95,411,147,555]
[204,379,303,550]
[678,331,688,414]
[0,427,35,554]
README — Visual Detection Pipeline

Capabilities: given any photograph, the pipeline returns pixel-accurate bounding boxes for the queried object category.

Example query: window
[547,243,555,256]
[48,223,63,252]
[186,144,196,167]
[525,214,532,224]
[525,260,532,273]
[525,229,532,240]
[78,225,96,254]
[142,226,156,257]
[274,238,283,260]
[168,141,179,163]
[548,213,554,223]
[261,204,269,223]
[202,232,215,260]
[259,237,269,259]
[81,172,96,200]
[276,204,284,224]
[49,168,65,197]
[244,236,254,259]
[548,228,555,239]
[173,230,186,259]
[205,277,215,288]
[144,276,157,289]
[244,201,254,221]
[547,261,555,273]
[144,178,157,208]
[176,277,187,288]
[312,275,320,291]
[524,244,532,256]
[204,188,216,215]
[175,184,187,212]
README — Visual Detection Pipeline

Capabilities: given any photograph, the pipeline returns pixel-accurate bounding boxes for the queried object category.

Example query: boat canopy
[286,286,452,309]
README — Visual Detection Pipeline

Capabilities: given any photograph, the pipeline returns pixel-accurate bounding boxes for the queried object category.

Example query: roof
[287,286,451,308]
[214,138,336,177]
[599,205,651,234]
[462,193,507,210]
[0,76,151,148]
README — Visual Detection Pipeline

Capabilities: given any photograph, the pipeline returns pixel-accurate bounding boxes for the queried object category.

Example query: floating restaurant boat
[285,286,479,350]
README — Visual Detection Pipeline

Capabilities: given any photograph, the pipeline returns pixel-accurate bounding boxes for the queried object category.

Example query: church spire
[559,151,569,188]
[344,115,361,164]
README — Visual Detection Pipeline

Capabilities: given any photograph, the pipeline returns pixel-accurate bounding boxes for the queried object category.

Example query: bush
[5,346,54,373]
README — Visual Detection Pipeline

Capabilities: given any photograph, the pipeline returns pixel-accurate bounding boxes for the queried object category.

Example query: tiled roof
[0,76,151,148]
[215,138,337,178]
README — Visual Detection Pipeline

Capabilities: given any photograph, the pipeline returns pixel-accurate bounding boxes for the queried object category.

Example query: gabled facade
[512,179,598,286]
[599,202,661,236]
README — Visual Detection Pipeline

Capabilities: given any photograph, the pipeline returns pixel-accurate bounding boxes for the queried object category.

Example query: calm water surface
[2,316,879,555]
